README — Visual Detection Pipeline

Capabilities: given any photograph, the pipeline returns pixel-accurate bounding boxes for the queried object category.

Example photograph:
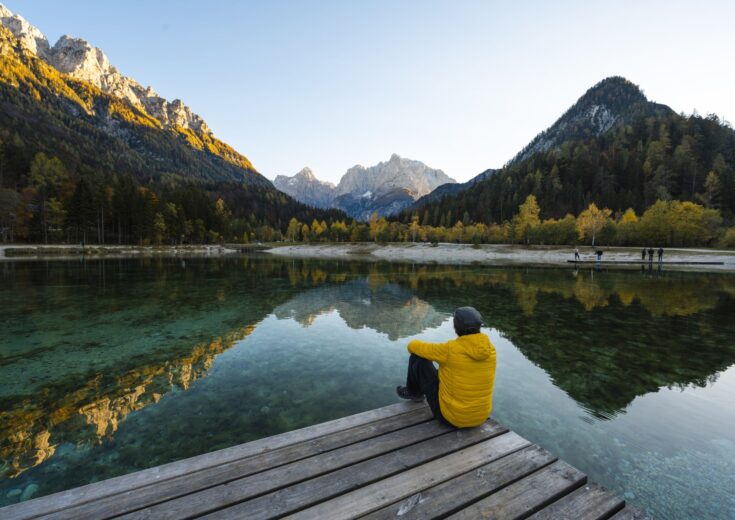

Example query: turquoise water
[1,256,734,518]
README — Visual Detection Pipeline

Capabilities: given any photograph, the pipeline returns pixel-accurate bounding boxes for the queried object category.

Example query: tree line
[401,112,735,229]
[282,196,733,248]
[0,148,344,244]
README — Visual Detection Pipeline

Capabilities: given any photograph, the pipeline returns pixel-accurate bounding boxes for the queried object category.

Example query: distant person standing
[648,247,654,264]
[574,248,580,262]
[641,248,646,262]
[658,247,664,263]
[595,250,603,265]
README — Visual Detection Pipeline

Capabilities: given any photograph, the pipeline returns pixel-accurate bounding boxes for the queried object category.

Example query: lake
[1,255,734,518]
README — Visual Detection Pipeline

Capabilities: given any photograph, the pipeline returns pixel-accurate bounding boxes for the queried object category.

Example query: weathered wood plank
[609,507,655,520]
[206,422,514,520]
[0,402,424,520]
[527,483,624,520]
[279,429,528,520]
[364,445,557,520]
[118,419,462,520]
[447,461,587,520]
[44,407,435,520]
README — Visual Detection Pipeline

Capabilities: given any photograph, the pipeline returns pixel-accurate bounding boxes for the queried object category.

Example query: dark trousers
[406,354,451,426]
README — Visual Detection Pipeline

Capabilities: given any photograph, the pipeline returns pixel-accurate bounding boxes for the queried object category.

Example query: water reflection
[273,279,445,340]
[0,326,255,479]
[1,257,734,518]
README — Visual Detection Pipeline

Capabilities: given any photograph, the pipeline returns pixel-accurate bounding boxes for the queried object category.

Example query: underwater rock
[6,488,21,499]
[20,483,39,501]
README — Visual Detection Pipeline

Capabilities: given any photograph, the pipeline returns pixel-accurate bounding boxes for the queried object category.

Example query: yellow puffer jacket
[408,332,496,428]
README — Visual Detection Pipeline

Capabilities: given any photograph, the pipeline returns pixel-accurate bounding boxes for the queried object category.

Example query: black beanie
[453,306,483,336]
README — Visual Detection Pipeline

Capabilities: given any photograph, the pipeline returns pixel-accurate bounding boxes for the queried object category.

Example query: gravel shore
[265,243,735,271]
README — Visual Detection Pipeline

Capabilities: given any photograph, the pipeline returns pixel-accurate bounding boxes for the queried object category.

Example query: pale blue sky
[4,0,734,183]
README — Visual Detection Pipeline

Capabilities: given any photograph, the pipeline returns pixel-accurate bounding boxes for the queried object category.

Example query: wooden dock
[0,402,650,519]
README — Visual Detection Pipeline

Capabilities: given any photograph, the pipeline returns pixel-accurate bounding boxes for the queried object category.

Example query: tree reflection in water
[1,256,734,513]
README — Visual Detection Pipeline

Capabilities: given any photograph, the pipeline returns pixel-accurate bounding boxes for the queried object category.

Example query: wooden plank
[44,407,435,520]
[0,402,424,520]
[279,429,528,520]
[447,461,587,520]
[117,419,462,520]
[609,507,655,520]
[527,483,624,520]
[208,423,515,520]
[364,445,557,520]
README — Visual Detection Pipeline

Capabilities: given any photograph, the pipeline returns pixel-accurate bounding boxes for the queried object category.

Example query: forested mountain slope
[0,15,344,244]
[402,77,735,226]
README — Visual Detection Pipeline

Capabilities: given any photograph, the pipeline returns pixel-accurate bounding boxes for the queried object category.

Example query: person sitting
[396,307,496,428]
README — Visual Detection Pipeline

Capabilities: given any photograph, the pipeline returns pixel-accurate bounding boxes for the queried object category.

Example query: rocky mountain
[511,76,673,164]
[0,3,266,185]
[275,154,455,220]
[0,4,208,134]
[273,167,337,209]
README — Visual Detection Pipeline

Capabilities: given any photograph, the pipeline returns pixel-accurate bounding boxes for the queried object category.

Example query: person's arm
[407,339,450,363]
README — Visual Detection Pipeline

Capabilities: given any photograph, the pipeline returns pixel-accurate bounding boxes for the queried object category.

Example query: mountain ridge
[510,76,674,165]
[0,3,211,135]
[400,76,735,225]
[273,154,455,219]
[273,167,337,209]
[0,6,266,186]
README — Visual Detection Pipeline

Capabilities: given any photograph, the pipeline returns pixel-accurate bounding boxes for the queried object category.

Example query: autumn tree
[513,195,540,244]
[409,215,420,242]
[286,217,301,242]
[576,203,611,246]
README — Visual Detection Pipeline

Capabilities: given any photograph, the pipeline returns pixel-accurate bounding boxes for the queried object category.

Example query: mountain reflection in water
[1,257,734,518]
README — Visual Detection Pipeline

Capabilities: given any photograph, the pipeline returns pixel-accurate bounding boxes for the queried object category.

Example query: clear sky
[4,0,734,183]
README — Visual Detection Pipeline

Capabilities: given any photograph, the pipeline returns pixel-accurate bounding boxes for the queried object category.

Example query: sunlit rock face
[334,154,456,220]
[0,3,209,134]
[274,168,337,209]
[273,278,447,340]
[0,6,49,57]
[272,155,456,220]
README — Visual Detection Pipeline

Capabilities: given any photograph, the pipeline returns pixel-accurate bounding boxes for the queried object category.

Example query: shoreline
[0,244,240,261]
[264,243,735,272]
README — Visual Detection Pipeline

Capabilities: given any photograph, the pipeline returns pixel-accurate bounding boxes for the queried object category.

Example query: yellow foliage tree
[576,203,612,246]
[514,195,540,244]
[409,215,420,242]
[286,217,301,242]
[620,208,638,223]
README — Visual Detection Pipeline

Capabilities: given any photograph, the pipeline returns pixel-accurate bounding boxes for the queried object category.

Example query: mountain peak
[0,3,50,57]
[0,4,211,135]
[273,168,337,209]
[575,76,648,110]
[510,76,672,164]
[333,155,455,220]
[296,167,316,180]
